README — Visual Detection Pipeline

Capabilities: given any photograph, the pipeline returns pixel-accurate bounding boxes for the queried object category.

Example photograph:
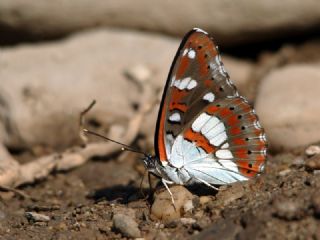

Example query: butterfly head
[142,154,162,177]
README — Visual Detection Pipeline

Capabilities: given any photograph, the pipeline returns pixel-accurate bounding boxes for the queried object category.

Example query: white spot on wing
[193,28,208,34]
[170,76,176,86]
[187,80,197,89]
[169,112,181,122]
[216,149,233,159]
[188,49,196,59]
[192,113,211,132]
[179,77,191,89]
[205,122,225,140]
[201,116,219,134]
[182,48,188,56]
[173,79,181,88]
[254,121,261,129]
[221,143,229,149]
[165,133,174,158]
[210,131,227,146]
[203,92,215,102]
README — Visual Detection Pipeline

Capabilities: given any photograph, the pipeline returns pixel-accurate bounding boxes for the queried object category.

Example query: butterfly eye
[219,87,224,92]
[238,115,242,119]
[207,65,210,69]
[241,126,246,130]
[229,106,235,110]
[216,104,221,107]
[245,137,249,141]
[247,150,252,155]
[248,163,253,168]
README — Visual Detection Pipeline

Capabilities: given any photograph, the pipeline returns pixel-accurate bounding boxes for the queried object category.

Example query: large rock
[0,0,320,46]
[0,29,252,150]
[256,64,320,151]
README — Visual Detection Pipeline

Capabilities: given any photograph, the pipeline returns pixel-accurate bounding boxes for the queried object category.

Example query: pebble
[112,213,141,238]
[279,169,291,177]
[215,183,245,206]
[25,212,50,222]
[305,145,320,157]
[151,186,193,221]
[180,218,196,226]
[291,156,305,167]
[305,155,320,170]
[183,200,194,213]
[273,200,305,220]
[199,196,212,205]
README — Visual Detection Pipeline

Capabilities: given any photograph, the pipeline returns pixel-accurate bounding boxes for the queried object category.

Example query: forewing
[155,28,238,161]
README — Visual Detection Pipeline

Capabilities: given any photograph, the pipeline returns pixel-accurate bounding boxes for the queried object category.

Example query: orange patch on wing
[233,148,249,159]
[230,126,241,135]
[169,88,188,112]
[227,114,240,126]
[157,104,167,161]
[238,168,257,178]
[236,159,265,178]
[232,138,246,145]
[206,105,220,114]
[176,56,189,79]
[220,108,232,117]
[204,79,211,87]
[184,128,216,153]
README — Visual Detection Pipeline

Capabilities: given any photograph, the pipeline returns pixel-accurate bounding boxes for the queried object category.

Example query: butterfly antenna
[83,129,148,157]
[80,100,148,157]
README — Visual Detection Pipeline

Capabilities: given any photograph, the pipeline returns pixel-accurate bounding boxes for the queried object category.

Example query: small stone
[199,196,212,205]
[273,200,305,220]
[278,169,291,176]
[112,213,141,238]
[305,155,320,170]
[151,186,193,221]
[215,183,245,206]
[183,200,194,213]
[25,212,50,222]
[164,220,178,228]
[291,156,304,167]
[180,218,196,226]
[305,145,320,157]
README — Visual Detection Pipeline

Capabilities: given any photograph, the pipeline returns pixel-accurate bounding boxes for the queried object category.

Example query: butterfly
[142,28,267,202]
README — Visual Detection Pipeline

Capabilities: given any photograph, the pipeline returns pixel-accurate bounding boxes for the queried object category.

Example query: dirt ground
[0,141,319,239]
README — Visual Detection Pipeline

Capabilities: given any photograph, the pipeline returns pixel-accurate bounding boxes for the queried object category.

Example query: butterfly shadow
[88,184,151,204]
[185,184,219,197]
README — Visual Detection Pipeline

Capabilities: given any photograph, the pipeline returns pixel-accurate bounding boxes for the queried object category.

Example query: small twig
[0,185,32,200]
[79,99,96,144]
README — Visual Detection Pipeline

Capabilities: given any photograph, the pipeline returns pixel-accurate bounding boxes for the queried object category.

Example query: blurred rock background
[0,1,320,239]
[1,0,319,152]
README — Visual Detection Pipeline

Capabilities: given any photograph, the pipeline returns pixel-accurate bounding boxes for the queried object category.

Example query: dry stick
[0,185,31,200]
[0,83,155,188]
[79,99,97,144]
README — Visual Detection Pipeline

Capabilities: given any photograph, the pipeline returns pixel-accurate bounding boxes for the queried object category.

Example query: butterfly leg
[194,176,219,191]
[161,178,176,209]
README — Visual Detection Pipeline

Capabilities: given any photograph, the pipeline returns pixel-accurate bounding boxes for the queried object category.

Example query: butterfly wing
[155,28,238,161]
[155,28,267,182]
